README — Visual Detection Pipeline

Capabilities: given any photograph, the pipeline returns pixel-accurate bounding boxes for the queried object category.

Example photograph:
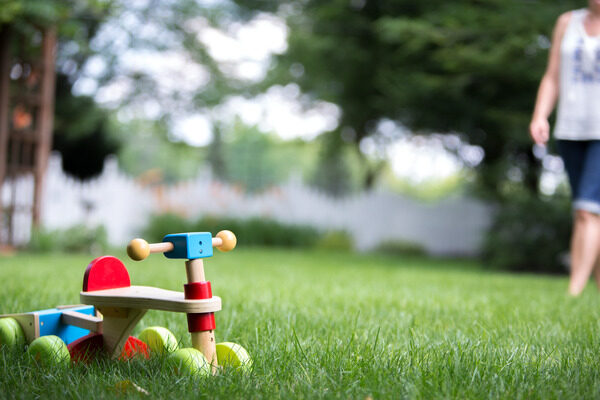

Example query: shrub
[482,195,572,273]
[142,214,194,242]
[143,214,322,248]
[316,231,354,251]
[374,240,427,257]
[142,214,354,250]
[28,224,109,254]
[28,228,57,253]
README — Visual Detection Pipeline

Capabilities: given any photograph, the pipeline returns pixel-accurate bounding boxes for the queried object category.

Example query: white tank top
[554,9,600,140]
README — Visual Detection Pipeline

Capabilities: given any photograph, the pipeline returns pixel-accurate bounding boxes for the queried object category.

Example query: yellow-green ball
[167,348,211,377]
[27,335,70,366]
[0,318,26,350]
[139,326,178,355]
[216,342,252,371]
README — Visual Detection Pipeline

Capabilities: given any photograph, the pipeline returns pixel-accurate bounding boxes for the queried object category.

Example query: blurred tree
[207,123,228,181]
[230,0,580,199]
[310,131,354,197]
[224,0,581,272]
[114,117,203,182]
[1,0,117,180]
[224,120,297,192]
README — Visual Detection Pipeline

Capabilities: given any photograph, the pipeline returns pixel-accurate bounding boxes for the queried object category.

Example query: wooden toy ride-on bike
[0,230,251,376]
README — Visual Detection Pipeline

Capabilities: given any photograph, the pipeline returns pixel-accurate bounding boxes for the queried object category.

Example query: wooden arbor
[0,25,56,245]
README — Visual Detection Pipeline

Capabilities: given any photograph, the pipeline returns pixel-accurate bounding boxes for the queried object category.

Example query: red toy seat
[83,256,131,292]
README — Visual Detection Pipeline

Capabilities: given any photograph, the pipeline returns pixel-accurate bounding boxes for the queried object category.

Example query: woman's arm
[529,12,571,145]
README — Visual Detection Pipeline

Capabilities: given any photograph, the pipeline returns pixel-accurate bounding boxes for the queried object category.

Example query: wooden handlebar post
[185,258,217,373]
[126,230,237,373]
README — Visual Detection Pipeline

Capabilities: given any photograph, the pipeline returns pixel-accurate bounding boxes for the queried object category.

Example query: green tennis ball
[27,335,70,366]
[167,348,210,377]
[0,318,26,349]
[216,342,252,371]
[139,326,178,355]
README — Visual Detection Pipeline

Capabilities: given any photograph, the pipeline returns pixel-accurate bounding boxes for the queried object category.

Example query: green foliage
[143,214,323,248]
[0,1,22,23]
[309,131,355,196]
[223,122,294,192]
[374,239,427,257]
[115,118,203,182]
[140,214,194,241]
[1,0,73,26]
[381,165,470,201]
[315,230,354,251]
[117,118,321,187]
[482,194,572,273]
[207,124,228,181]
[203,120,328,192]
[224,0,582,272]
[1,0,111,37]
[231,0,580,198]
[28,224,108,254]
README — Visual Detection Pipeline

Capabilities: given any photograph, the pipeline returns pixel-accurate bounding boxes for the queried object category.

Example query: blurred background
[0,0,580,273]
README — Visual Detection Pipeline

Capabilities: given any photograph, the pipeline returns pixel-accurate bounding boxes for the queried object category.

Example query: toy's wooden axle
[135,238,223,257]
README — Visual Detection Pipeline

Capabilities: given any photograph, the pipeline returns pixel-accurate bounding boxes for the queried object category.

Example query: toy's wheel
[216,342,252,371]
[138,326,178,355]
[68,333,104,363]
[121,336,149,360]
[0,318,26,350]
[167,348,211,377]
[27,335,70,366]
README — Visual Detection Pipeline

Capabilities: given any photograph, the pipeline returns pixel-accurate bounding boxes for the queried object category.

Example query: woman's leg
[593,249,600,288]
[568,209,600,295]
[573,140,600,294]
[557,140,600,295]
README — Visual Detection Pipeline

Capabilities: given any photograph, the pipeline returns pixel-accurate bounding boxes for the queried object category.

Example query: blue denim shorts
[557,140,600,214]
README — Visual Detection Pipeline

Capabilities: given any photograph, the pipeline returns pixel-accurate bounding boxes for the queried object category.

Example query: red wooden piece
[187,313,216,332]
[120,336,149,360]
[184,281,216,332]
[83,256,131,292]
[184,281,212,299]
[68,333,149,363]
[68,332,104,363]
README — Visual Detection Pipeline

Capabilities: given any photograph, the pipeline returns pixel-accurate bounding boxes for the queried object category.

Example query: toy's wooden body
[80,286,221,313]
[0,305,97,345]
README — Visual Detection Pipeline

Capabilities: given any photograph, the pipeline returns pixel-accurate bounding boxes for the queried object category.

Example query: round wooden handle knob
[127,238,150,261]
[215,230,236,252]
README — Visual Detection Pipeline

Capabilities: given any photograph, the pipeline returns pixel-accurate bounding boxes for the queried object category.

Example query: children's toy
[0,304,98,349]
[0,230,251,375]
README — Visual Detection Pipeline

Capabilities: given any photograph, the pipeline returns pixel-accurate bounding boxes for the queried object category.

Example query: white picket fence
[2,154,493,255]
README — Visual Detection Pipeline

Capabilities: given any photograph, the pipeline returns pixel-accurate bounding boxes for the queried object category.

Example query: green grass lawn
[1,248,600,399]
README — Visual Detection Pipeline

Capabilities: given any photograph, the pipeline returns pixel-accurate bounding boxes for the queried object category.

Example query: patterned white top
[554,9,600,140]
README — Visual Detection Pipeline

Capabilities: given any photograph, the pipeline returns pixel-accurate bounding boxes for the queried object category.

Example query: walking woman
[530,1,600,295]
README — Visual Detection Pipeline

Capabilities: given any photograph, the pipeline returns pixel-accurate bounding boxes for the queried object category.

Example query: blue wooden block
[37,305,95,345]
[162,232,213,260]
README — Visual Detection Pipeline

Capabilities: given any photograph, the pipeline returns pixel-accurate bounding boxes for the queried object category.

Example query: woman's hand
[529,117,550,145]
